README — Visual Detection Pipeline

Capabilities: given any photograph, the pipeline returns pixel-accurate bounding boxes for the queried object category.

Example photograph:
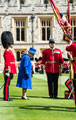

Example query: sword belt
[45,61,59,64]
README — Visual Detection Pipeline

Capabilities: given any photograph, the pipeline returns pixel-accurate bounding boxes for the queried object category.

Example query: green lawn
[0,73,76,120]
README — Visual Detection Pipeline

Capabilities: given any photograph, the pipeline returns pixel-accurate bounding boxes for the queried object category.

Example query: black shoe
[4,98,13,101]
[54,96,58,99]
[49,96,53,98]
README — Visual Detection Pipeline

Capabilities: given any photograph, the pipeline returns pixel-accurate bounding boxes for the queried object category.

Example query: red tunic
[42,48,64,73]
[66,42,76,73]
[4,49,16,74]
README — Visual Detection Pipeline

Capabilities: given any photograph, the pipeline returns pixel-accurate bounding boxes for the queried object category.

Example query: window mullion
[20,21,21,41]
[20,27,21,41]
[45,26,47,41]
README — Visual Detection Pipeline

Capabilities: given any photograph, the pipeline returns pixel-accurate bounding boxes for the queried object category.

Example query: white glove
[69,40,72,45]
[5,71,10,77]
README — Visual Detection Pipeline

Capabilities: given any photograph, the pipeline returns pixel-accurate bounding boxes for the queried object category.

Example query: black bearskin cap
[1,31,14,48]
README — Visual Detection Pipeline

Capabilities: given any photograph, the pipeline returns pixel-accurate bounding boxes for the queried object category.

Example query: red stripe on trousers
[5,74,10,100]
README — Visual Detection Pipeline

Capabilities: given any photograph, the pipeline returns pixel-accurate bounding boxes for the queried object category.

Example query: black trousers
[4,73,13,100]
[46,72,59,97]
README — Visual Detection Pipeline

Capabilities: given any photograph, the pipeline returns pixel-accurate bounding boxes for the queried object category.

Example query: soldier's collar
[49,47,54,50]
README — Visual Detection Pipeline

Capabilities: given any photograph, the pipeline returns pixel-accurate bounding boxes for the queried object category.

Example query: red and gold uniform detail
[4,49,16,74]
[42,48,64,73]
[66,42,76,73]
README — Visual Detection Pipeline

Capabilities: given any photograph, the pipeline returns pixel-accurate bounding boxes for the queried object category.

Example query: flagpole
[66,0,76,111]
[49,0,76,111]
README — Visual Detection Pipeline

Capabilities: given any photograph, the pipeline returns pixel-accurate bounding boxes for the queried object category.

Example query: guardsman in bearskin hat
[42,39,64,98]
[1,31,16,101]
[66,37,76,111]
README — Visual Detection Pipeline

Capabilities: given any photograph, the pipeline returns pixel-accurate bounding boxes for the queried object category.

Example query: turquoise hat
[28,48,36,54]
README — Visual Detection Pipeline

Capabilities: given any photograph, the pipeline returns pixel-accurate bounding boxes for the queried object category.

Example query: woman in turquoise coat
[16,48,36,100]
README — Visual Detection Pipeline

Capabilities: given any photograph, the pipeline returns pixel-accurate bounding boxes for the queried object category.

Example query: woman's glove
[25,74,29,79]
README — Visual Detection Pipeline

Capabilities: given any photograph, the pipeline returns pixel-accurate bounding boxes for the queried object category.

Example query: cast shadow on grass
[9,95,66,100]
[5,95,72,100]
[10,95,48,98]
[27,96,67,100]
[0,96,21,101]
[0,97,3,101]
[19,105,75,112]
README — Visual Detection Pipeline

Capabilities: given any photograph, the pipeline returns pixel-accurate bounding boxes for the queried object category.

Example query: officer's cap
[49,39,55,44]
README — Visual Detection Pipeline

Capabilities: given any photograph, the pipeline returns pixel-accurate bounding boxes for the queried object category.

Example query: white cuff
[69,40,72,45]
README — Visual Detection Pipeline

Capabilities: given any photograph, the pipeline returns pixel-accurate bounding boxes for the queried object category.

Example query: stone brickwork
[0,0,76,72]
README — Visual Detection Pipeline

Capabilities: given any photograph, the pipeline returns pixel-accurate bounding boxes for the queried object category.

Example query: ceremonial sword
[0,83,4,90]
